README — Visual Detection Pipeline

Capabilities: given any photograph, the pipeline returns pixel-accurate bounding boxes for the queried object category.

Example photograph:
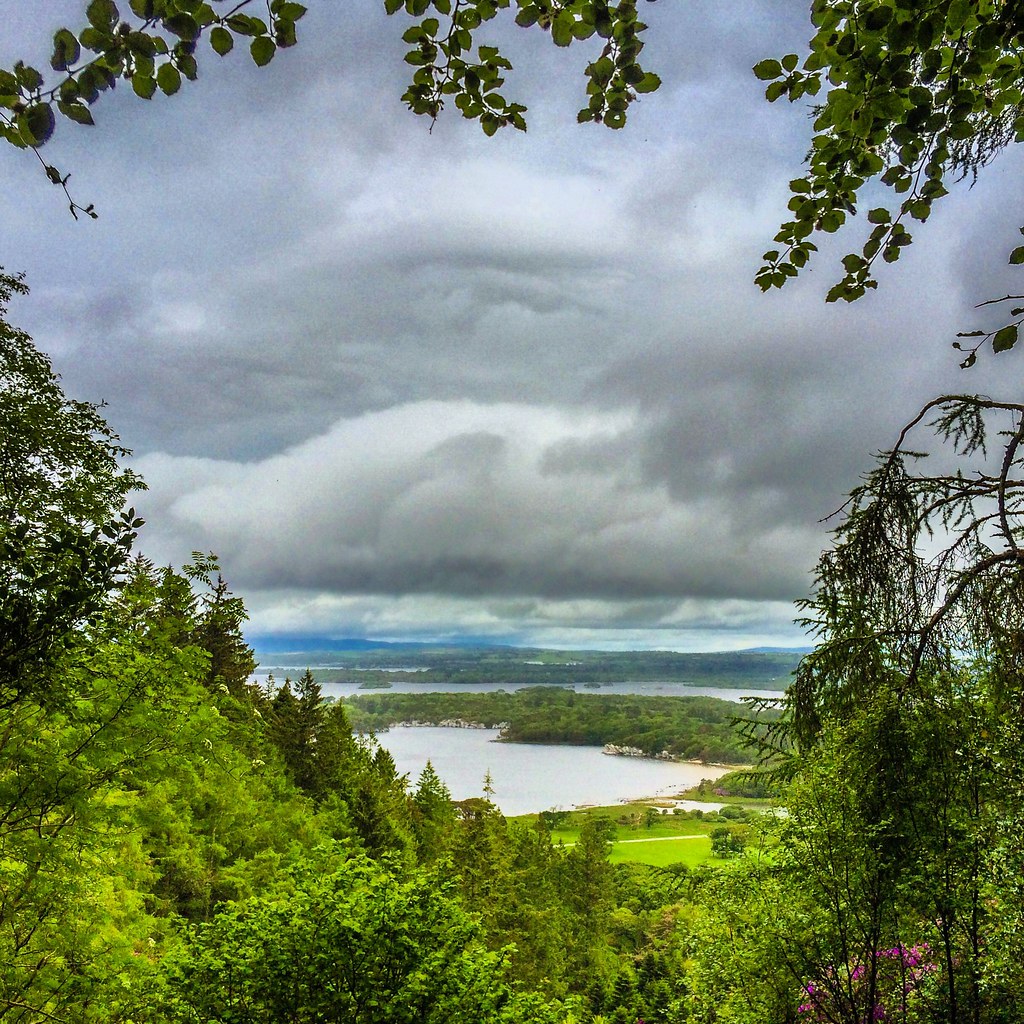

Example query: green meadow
[511,801,749,868]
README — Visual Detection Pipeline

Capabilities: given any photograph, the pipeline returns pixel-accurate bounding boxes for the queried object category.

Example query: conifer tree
[411,760,457,862]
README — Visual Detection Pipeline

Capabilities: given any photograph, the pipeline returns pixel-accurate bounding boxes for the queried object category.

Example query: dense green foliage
[345,687,766,762]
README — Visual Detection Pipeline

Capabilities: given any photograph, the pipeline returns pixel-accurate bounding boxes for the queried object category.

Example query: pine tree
[411,761,456,862]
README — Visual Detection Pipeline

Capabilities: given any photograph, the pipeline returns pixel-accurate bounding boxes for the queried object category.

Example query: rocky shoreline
[389,719,510,730]
[601,743,677,761]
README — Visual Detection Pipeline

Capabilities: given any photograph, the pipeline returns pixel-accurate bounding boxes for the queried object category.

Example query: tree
[411,759,457,862]
[166,849,574,1024]
[557,817,616,985]
[0,270,141,706]
[186,555,258,700]
[732,395,1024,1022]
[708,826,744,858]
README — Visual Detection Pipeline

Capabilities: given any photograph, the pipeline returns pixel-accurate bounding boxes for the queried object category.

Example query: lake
[375,726,734,817]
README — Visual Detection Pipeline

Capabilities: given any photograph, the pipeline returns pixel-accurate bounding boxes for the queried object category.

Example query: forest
[3,0,1024,1023]
[343,687,767,763]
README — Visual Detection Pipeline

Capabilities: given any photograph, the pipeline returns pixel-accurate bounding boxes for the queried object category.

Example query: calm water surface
[376,726,733,817]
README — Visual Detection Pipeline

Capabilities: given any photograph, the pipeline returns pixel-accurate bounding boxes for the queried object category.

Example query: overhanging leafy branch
[788,394,1024,753]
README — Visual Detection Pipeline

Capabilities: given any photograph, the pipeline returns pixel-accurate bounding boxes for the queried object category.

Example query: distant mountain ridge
[251,637,510,659]
[251,636,811,657]
[250,639,808,689]
[737,646,813,654]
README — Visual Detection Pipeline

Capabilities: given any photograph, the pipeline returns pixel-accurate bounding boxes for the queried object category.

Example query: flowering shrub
[798,944,938,1022]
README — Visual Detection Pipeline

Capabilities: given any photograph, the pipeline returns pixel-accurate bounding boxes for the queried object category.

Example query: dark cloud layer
[2,2,1019,647]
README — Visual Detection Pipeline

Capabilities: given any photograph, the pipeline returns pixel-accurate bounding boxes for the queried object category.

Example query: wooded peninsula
[343,687,772,764]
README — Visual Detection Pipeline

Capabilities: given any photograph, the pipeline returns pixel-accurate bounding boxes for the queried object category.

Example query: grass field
[511,802,730,868]
[607,835,713,867]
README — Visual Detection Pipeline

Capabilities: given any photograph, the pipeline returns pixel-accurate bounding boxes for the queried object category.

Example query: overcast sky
[2,2,1020,650]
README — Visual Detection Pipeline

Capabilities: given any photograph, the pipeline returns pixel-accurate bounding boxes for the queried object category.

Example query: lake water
[375,726,734,817]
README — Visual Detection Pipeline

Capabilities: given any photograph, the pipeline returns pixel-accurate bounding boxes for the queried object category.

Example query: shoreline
[378,723,749,769]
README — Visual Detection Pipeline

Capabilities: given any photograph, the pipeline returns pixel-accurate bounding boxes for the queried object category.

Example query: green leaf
[250,36,276,66]
[50,28,81,71]
[515,5,539,27]
[819,210,842,233]
[752,59,782,81]
[210,27,233,55]
[15,62,43,90]
[551,11,574,47]
[828,88,859,125]
[993,325,1018,352]
[946,0,971,32]
[276,20,297,46]
[225,14,257,34]
[57,100,95,125]
[1009,246,1024,265]
[156,62,181,95]
[864,5,893,30]
[132,73,157,98]
[17,103,56,146]
[634,71,660,94]
[128,31,157,56]
[165,13,200,41]
[86,0,118,31]
[622,62,645,86]
[78,27,110,51]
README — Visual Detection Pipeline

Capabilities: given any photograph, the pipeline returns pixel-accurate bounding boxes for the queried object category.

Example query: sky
[2,2,1021,651]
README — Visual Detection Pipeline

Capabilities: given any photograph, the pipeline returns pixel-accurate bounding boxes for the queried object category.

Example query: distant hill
[250,637,510,661]
[250,640,807,690]
[737,646,813,654]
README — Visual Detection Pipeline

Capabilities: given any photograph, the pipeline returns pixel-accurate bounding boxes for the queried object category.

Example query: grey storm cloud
[3,1,1019,647]
[132,400,821,605]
